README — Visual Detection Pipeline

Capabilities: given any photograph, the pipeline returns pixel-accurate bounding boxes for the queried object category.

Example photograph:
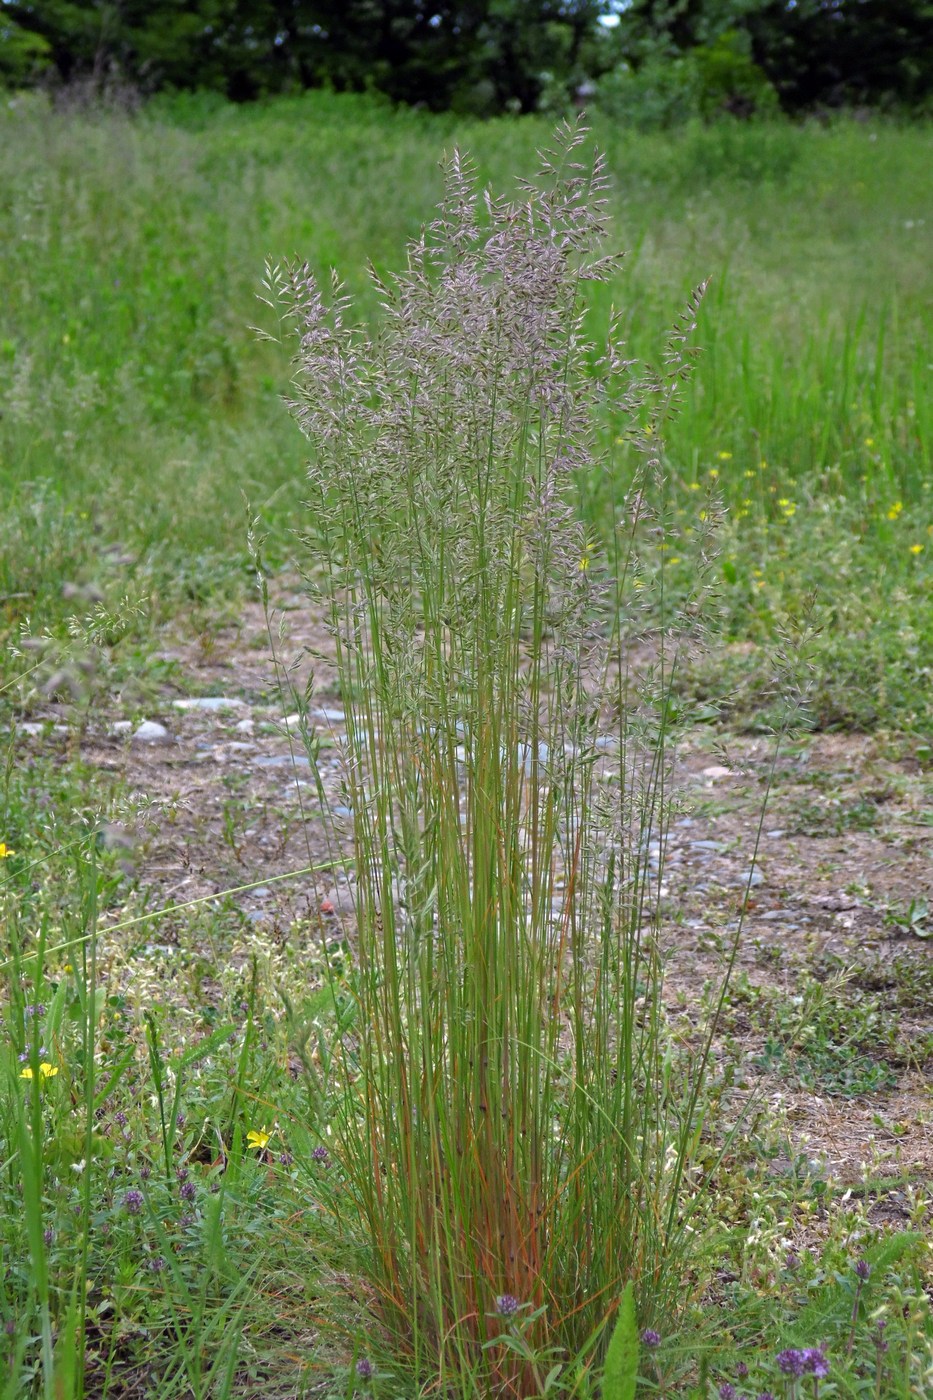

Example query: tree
[0,0,610,109]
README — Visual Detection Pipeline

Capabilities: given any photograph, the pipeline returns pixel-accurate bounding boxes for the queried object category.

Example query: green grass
[1,92,931,730]
[2,92,932,1396]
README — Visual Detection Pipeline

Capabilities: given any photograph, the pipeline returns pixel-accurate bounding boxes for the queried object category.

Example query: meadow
[0,92,931,1398]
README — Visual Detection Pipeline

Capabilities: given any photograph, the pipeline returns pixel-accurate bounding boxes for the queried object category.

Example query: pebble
[690,839,725,852]
[111,720,133,735]
[235,718,254,733]
[132,721,172,744]
[253,754,311,769]
[701,765,733,780]
[172,697,247,712]
[765,829,786,839]
[737,869,765,887]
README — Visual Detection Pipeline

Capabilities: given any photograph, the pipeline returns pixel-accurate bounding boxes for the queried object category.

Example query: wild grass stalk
[273,120,732,1396]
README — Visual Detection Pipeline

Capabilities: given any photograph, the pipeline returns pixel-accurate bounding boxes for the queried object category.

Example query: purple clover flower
[855,1259,871,1280]
[311,1145,330,1163]
[735,1362,749,1379]
[777,1349,807,1377]
[719,1384,737,1400]
[804,1348,829,1378]
[180,1180,196,1201]
[355,1358,373,1380]
[495,1294,521,1318]
[641,1328,661,1348]
[122,1189,143,1215]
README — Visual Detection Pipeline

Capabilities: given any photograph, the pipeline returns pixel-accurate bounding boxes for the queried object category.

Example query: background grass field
[1,94,932,1399]
[2,91,931,733]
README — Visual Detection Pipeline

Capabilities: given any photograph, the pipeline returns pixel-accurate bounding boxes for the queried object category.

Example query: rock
[132,721,172,744]
[737,869,765,887]
[235,718,254,733]
[173,697,247,712]
[253,754,311,769]
[690,839,725,852]
[111,720,133,736]
[701,765,733,780]
[312,707,345,724]
[765,829,786,839]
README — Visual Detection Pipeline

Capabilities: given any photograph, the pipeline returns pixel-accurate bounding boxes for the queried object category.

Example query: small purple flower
[24,1004,46,1020]
[784,1251,800,1271]
[176,1167,189,1182]
[854,1259,871,1281]
[175,1113,186,1131]
[719,1384,737,1400]
[122,1189,143,1215]
[735,1362,749,1378]
[641,1328,661,1348]
[311,1145,330,1163]
[149,1256,166,1272]
[756,1393,776,1400]
[777,1349,807,1377]
[180,1180,196,1201]
[804,1348,829,1379]
[178,1213,194,1228]
[3,1319,14,1336]
[43,1228,54,1247]
[279,1151,294,1167]
[355,1357,373,1380]
[495,1294,521,1318]
[114,1111,127,1128]
[139,1164,151,1181]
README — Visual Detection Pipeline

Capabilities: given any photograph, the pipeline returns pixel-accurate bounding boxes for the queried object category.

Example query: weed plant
[268,122,742,1396]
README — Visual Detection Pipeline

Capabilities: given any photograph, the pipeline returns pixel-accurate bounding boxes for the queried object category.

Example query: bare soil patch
[20,596,933,1196]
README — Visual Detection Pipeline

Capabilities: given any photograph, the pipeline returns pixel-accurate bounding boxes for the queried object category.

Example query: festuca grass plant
[268,121,732,1397]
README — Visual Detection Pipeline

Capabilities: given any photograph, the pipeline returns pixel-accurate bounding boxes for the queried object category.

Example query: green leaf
[602,1281,639,1400]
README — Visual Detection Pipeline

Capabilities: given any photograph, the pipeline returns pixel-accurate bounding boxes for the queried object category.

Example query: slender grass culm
[268,120,721,1398]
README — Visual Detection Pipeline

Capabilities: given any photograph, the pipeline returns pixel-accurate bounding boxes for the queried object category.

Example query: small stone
[172,697,247,712]
[690,840,725,852]
[765,829,786,839]
[111,720,133,735]
[701,765,733,780]
[738,869,765,887]
[253,754,311,769]
[132,721,172,744]
[311,707,345,723]
[235,718,254,733]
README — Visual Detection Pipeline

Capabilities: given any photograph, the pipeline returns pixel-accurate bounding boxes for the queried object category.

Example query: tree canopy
[1,0,931,114]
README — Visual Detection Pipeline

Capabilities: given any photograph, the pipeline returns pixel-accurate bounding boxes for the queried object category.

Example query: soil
[18,590,933,1202]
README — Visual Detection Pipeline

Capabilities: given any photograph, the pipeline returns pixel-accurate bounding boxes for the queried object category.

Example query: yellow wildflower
[0,842,14,859]
[717,451,732,460]
[247,1129,271,1150]
[708,467,719,478]
[909,543,924,555]
[20,1063,59,1080]
[864,437,874,448]
[887,501,903,520]
[688,481,701,491]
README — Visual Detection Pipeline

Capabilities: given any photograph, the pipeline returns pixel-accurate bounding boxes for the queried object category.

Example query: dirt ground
[22,590,933,1204]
